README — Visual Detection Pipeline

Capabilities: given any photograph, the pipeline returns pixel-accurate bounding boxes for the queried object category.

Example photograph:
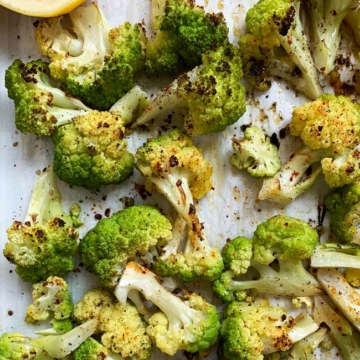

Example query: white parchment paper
[0,0,335,359]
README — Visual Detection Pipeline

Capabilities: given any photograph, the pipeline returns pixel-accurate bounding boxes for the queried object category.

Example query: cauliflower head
[52,110,134,190]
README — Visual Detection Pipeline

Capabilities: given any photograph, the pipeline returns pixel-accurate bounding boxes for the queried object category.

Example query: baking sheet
[0,0,334,359]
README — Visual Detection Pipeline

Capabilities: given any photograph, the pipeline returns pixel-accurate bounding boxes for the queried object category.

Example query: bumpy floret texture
[221,236,253,275]
[79,205,172,287]
[145,0,229,76]
[25,276,73,324]
[52,110,134,190]
[135,128,212,199]
[3,218,78,283]
[290,94,360,154]
[325,183,360,244]
[180,45,245,136]
[321,147,360,188]
[253,215,319,264]
[73,288,152,360]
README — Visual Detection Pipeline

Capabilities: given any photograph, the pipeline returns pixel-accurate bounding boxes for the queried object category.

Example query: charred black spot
[270,133,280,149]
[241,124,251,132]
[35,229,45,240]
[189,203,196,215]
[279,127,287,139]
[216,60,231,73]
[346,165,355,174]
[291,66,302,78]
[273,6,295,36]
[169,155,179,167]
[52,217,66,227]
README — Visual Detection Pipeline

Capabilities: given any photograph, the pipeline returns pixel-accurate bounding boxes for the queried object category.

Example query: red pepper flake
[95,214,103,220]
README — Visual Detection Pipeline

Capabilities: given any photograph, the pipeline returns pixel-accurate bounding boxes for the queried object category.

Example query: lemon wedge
[0,0,87,17]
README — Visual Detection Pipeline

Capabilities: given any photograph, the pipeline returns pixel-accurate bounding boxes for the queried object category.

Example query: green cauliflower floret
[252,215,319,265]
[135,129,223,281]
[290,94,360,154]
[145,0,229,76]
[25,276,73,324]
[230,126,281,178]
[135,128,213,203]
[79,205,172,288]
[35,4,146,110]
[73,288,152,360]
[259,94,360,204]
[3,167,78,283]
[324,183,360,244]
[52,111,134,190]
[74,338,124,360]
[153,225,224,282]
[0,320,98,359]
[241,0,321,99]
[5,59,91,136]
[115,262,220,356]
[321,147,360,188]
[213,216,321,302]
[134,44,246,136]
[220,298,319,360]
[0,333,52,360]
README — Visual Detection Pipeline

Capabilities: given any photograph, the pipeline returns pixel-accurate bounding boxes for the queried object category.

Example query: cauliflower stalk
[313,296,360,360]
[306,0,354,75]
[3,167,78,283]
[114,262,220,356]
[317,268,360,332]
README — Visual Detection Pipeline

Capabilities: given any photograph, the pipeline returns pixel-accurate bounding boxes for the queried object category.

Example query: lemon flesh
[0,0,87,17]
